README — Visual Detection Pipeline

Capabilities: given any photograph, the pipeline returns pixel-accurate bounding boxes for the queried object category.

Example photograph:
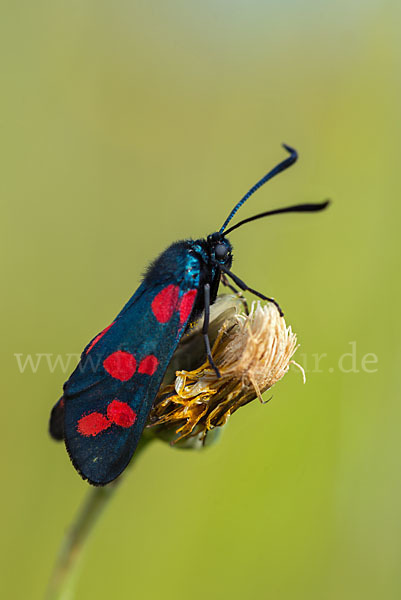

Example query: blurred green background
[2,1,401,599]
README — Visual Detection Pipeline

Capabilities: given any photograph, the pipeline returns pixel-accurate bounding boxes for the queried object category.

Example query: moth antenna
[219,144,297,234]
[223,200,330,236]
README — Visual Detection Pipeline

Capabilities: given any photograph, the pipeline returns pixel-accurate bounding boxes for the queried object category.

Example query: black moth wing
[61,242,201,485]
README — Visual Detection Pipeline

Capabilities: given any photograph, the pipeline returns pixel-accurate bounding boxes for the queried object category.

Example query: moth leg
[221,266,284,317]
[221,273,249,315]
[203,283,221,378]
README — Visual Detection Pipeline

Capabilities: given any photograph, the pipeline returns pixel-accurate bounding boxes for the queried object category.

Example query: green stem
[45,436,152,600]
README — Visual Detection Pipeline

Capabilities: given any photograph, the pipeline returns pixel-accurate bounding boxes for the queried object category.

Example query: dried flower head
[148,295,305,447]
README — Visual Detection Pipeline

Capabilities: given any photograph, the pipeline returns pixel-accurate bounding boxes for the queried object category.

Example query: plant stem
[45,436,152,600]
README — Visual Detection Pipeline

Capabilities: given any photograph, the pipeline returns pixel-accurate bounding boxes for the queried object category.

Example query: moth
[49,145,328,485]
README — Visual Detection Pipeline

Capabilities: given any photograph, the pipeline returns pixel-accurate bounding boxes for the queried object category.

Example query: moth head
[207,232,233,267]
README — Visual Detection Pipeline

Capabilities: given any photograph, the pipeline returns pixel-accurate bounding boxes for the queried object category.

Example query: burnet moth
[49,145,329,485]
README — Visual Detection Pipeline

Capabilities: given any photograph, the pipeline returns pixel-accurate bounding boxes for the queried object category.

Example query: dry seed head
[149,298,304,444]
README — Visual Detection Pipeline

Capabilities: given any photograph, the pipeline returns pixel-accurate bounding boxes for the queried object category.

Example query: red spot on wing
[103,351,137,381]
[77,412,111,437]
[138,354,159,375]
[151,285,180,323]
[107,400,137,428]
[86,322,115,354]
[179,289,197,324]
